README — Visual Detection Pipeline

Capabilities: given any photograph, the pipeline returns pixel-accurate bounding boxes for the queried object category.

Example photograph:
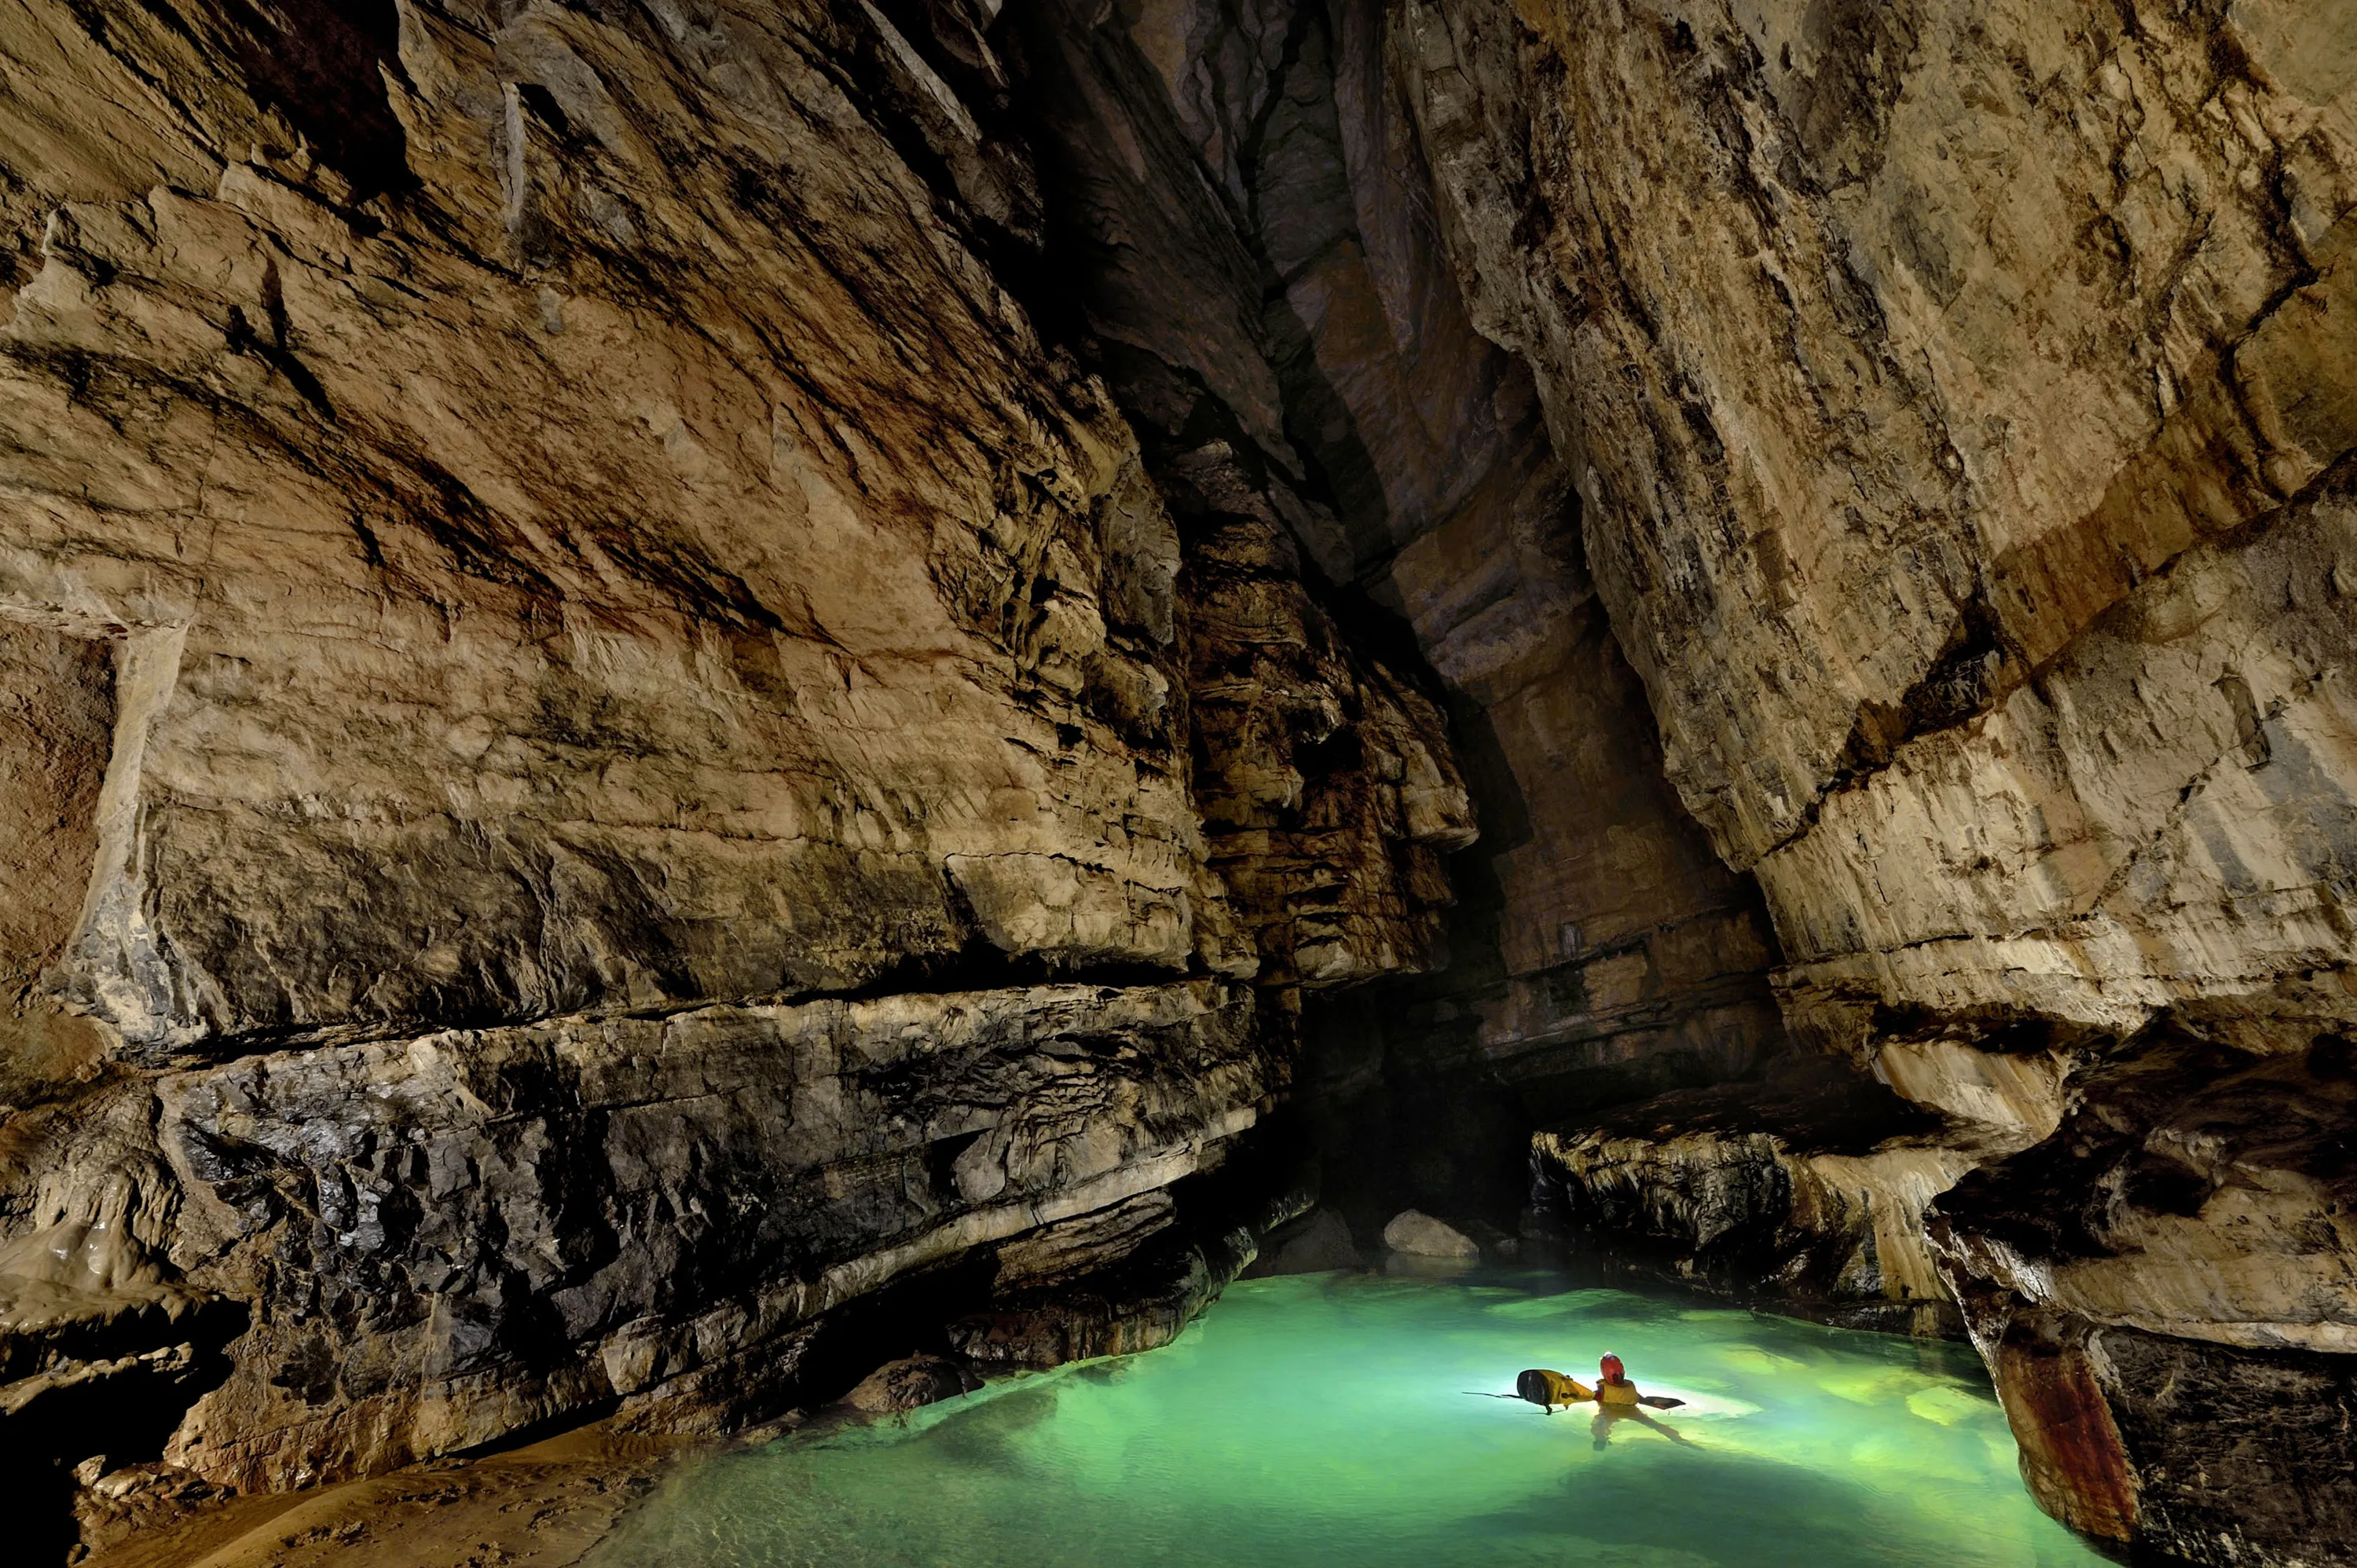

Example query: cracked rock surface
[0,0,1468,1555]
[1393,1,2357,1559]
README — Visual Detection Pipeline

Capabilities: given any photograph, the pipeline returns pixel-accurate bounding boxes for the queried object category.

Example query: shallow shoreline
[77,1424,697,1568]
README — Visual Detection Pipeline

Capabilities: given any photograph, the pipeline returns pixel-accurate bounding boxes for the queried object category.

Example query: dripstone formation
[0,1,2352,1564]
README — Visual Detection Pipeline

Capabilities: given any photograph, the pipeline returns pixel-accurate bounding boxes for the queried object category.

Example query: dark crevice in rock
[0,1298,247,1565]
[220,0,414,201]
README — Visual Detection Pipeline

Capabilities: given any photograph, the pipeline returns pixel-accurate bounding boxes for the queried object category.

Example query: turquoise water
[588,1271,2106,1567]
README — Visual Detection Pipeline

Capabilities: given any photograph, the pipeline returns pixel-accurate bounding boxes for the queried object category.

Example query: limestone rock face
[1241,1206,1362,1277]
[0,0,1473,1538]
[1393,0,2357,1558]
[1534,1059,1970,1332]
[2,0,2355,1560]
[1014,0,1791,1244]
[1398,0,2357,878]
[1933,1037,2357,1356]
[0,0,1211,1047]
[845,1355,982,1415]
[152,980,1269,1487]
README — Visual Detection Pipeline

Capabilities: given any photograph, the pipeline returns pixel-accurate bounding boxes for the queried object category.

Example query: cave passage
[585,1272,2104,1568]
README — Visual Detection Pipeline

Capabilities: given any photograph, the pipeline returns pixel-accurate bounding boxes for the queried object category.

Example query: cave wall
[0,0,1468,1526]
[1396,0,2357,1047]
[1,0,2353,1561]
[1390,0,2357,1559]
[1008,0,1794,1231]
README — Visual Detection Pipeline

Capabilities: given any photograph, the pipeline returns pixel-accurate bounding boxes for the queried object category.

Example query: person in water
[1592,1354,1641,1408]
[1512,1355,1691,1446]
[1587,1354,1690,1449]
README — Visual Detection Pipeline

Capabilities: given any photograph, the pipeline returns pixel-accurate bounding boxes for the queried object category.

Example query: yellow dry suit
[1595,1377,1643,1408]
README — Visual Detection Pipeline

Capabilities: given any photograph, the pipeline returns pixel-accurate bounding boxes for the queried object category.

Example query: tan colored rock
[0,0,1226,1050]
[845,1355,981,1414]
[1769,470,2357,1046]
[1019,0,1789,1134]
[1398,0,2357,872]
[0,0,1475,1529]
[1392,2,2357,1557]
[1380,1207,1479,1258]
[1532,1060,1977,1323]
[1933,1039,2357,1355]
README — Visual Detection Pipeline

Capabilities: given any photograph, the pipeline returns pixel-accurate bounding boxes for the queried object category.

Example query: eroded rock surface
[1394,0,2357,1558]
[1534,1057,1968,1332]
[3,0,2357,1562]
[0,0,1472,1552]
[1014,0,1791,1250]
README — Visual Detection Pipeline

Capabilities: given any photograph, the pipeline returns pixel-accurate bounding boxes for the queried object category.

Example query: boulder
[1244,1210,1363,1277]
[1381,1210,1480,1260]
[845,1357,982,1416]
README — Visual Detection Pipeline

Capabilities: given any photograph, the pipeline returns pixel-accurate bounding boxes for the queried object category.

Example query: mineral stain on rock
[0,0,2351,1563]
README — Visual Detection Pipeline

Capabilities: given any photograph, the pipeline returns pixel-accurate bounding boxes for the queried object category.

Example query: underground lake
[584,1270,2108,1567]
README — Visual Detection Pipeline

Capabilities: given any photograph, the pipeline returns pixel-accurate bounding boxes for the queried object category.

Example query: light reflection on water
[587,1270,2107,1567]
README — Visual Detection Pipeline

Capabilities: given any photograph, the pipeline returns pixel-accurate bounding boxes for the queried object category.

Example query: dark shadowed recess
[3,1298,248,1564]
[220,0,413,200]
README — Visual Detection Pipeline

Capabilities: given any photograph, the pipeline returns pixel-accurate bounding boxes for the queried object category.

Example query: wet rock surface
[75,1425,680,1568]
[844,1356,982,1415]
[1532,1057,1967,1334]
[153,980,1274,1488]
[1379,1208,1479,1260]
[1240,1207,1362,1277]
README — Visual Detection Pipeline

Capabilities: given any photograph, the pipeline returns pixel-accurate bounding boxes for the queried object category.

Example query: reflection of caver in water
[1590,1403,1690,1449]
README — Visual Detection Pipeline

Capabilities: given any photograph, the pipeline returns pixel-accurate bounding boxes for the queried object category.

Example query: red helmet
[1599,1354,1625,1379]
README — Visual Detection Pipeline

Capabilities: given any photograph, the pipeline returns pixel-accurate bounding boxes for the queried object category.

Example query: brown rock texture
[2,0,2355,1562]
[1013,0,1791,1244]
[1394,0,2357,1558]
[0,0,1471,1551]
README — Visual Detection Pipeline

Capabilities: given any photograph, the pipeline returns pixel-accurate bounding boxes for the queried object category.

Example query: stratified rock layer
[1014,0,1791,1244]
[156,980,1270,1488]
[1393,0,2357,1559]
[1,0,2354,1563]
[0,0,1471,1544]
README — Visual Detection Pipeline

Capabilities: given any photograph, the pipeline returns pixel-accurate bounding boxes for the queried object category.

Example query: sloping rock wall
[1394,0,2357,1558]
[0,0,1472,1542]
[4,0,2356,1561]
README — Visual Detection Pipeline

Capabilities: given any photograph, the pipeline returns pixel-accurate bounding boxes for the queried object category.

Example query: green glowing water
[588,1271,2107,1567]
